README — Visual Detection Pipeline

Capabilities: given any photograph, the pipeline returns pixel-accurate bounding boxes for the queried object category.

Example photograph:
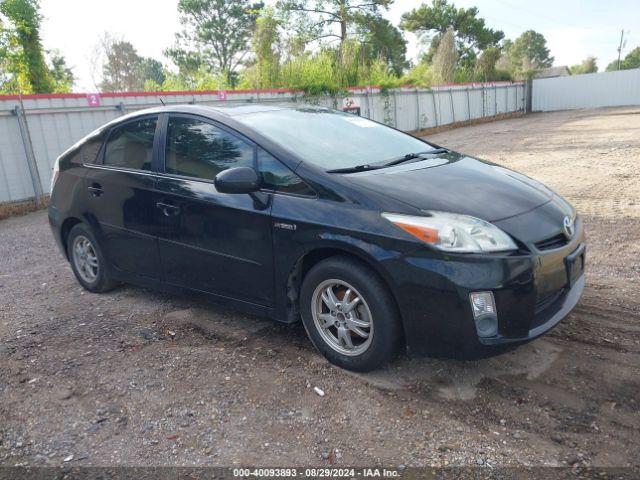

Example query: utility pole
[617,29,625,70]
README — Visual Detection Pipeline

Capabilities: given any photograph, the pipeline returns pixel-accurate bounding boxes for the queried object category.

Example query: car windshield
[234,107,436,170]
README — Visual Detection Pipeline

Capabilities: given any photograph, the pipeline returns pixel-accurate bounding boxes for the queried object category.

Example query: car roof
[82,102,333,168]
[114,102,327,122]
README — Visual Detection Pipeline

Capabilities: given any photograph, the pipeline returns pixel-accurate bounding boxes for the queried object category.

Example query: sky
[39,0,640,92]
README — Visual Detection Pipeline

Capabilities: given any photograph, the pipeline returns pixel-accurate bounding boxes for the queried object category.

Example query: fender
[273,233,404,327]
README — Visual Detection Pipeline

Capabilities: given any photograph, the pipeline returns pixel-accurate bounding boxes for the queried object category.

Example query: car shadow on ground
[120,283,563,403]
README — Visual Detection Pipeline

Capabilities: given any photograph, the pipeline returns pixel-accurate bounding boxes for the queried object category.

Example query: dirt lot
[1,107,639,469]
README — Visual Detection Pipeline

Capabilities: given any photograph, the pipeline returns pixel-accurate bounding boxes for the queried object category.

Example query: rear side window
[165,117,254,180]
[104,117,157,171]
[258,149,315,196]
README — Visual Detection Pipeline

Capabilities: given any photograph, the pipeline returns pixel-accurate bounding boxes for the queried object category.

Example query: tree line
[0,0,73,93]
[1,0,639,95]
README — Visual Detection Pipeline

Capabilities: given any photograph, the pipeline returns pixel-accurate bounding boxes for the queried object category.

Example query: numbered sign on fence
[86,94,101,107]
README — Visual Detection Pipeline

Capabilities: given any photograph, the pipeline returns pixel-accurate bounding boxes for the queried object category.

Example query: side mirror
[214,167,261,194]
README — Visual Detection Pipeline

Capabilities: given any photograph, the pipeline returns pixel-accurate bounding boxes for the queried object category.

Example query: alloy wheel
[311,279,374,356]
[72,235,99,284]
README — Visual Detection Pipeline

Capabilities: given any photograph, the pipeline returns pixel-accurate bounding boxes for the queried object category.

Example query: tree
[495,38,512,71]
[606,46,640,71]
[624,46,640,69]
[166,0,264,86]
[138,57,166,86]
[570,56,597,75]
[432,27,457,83]
[97,35,165,92]
[0,0,73,93]
[246,7,281,89]
[0,16,18,91]
[401,60,434,87]
[48,50,74,92]
[506,30,553,77]
[0,0,53,92]
[99,38,144,92]
[475,46,501,81]
[400,0,503,68]
[354,14,408,76]
[277,0,392,47]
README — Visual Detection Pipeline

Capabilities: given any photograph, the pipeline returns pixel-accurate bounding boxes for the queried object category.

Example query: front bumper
[478,273,584,345]
[383,219,586,353]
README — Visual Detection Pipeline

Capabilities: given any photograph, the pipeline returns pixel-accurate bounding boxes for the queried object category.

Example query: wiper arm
[327,148,449,173]
[326,164,385,174]
[382,148,449,167]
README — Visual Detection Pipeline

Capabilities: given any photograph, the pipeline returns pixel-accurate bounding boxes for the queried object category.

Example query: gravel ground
[0,107,639,468]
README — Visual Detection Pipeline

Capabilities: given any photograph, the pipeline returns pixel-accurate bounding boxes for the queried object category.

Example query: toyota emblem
[563,216,575,239]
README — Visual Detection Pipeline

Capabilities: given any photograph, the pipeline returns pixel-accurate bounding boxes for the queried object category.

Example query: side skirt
[109,270,281,322]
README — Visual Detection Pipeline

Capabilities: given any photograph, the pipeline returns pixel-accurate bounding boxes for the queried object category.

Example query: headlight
[382,211,518,253]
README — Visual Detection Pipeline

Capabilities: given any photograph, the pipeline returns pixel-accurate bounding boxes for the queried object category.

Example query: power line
[491,0,579,30]
[480,14,530,32]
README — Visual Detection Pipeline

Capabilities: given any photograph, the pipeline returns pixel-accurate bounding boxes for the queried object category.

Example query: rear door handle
[156,202,181,217]
[88,184,103,197]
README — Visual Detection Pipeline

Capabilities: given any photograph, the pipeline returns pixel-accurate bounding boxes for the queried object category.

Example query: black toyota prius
[48,104,585,371]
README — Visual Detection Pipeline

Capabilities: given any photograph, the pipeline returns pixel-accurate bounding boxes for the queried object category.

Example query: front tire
[300,256,402,372]
[67,223,118,293]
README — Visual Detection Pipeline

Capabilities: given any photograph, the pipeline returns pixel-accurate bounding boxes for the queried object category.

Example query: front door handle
[156,202,181,217]
[88,184,103,197]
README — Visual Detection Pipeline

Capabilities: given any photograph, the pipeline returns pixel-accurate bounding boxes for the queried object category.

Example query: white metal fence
[533,68,640,112]
[0,82,525,205]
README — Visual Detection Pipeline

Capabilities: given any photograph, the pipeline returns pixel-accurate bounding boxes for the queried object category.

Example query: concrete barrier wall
[0,82,525,204]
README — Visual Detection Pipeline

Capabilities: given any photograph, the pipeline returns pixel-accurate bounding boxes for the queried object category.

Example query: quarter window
[68,131,106,165]
[81,131,106,164]
[104,117,157,171]
[165,117,254,180]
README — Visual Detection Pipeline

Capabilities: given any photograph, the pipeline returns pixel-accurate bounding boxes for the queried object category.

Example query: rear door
[154,114,274,305]
[83,115,162,280]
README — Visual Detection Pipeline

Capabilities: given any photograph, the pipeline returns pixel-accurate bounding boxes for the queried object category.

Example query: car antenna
[159,97,166,106]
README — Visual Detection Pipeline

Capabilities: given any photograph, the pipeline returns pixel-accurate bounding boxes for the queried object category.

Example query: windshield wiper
[327,148,449,174]
[326,164,385,174]
[382,148,449,167]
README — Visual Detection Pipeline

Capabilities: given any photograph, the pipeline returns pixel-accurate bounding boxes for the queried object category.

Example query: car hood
[344,152,554,222]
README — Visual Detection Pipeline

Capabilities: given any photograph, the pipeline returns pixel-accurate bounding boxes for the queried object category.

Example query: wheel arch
[285,244,406,345]
[60,217,83,260]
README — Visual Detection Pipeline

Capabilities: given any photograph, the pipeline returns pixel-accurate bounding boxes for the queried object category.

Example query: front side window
[165,117,254,180]
[258,149,315,196]
[104,117,157,171]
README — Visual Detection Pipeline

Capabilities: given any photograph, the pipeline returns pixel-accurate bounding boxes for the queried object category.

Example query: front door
[154,114,274,306]
[83,115,161,280]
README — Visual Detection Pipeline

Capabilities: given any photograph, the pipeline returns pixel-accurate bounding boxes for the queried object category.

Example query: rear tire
[67,223,118,293]
[300,256,403,372]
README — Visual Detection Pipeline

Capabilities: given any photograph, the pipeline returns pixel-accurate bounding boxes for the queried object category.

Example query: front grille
[534,233,568,251]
